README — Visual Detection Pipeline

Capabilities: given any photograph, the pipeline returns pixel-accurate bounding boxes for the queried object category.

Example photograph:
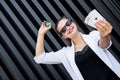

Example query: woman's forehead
[58,18,68,28]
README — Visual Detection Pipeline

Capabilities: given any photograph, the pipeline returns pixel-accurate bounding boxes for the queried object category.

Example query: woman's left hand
[95,20,113,48]
[95,20,113,38]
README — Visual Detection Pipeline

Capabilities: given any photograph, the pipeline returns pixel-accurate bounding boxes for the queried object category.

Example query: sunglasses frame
[59,19,72,35]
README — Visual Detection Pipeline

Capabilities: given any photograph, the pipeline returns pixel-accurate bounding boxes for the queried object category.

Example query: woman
[34,16,120,80]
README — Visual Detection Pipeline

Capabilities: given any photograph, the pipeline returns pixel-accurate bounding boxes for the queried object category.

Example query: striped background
[0,0,120,80]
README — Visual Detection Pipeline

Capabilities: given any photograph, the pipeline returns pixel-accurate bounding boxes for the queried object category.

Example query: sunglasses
[59,19,72,35]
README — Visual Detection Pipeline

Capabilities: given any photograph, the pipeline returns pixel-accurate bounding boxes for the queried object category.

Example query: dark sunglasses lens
[66,20,72,26]
[61,26,66,33]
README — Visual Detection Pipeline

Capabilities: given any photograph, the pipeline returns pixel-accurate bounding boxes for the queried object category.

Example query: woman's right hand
[38,21,51,35]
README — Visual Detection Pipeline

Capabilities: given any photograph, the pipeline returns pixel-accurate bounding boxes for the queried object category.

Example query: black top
[75,45,119,80]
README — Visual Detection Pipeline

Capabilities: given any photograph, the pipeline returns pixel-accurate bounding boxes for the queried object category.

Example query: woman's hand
[38,21,51,35]
[95,20,113,38]
[95,20,113,49]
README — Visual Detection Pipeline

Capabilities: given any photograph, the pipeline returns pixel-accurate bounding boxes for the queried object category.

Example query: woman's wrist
[38,31,46,36]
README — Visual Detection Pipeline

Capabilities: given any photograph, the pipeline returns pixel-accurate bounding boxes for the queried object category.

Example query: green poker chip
[46,22,51,27]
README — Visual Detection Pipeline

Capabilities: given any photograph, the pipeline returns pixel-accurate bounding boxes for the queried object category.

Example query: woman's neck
[71,31,84,45]
[71,31,87,52]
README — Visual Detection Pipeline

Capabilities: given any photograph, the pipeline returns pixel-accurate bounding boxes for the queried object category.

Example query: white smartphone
[84,9,105,28]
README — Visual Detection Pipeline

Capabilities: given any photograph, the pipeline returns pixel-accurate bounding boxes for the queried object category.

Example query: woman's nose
[66,26,71,30]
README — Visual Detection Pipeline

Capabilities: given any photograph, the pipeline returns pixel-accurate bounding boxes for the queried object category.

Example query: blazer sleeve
[34,47,65,64]
[89,30,112,50]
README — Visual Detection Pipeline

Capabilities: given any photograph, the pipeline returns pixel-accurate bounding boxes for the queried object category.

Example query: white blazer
[34,31,120,80]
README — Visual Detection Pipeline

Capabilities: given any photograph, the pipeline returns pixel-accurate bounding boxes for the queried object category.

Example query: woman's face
[57,18,78,39]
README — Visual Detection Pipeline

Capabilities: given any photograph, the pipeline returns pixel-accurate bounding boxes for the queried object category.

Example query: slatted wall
[0,0,120,80]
